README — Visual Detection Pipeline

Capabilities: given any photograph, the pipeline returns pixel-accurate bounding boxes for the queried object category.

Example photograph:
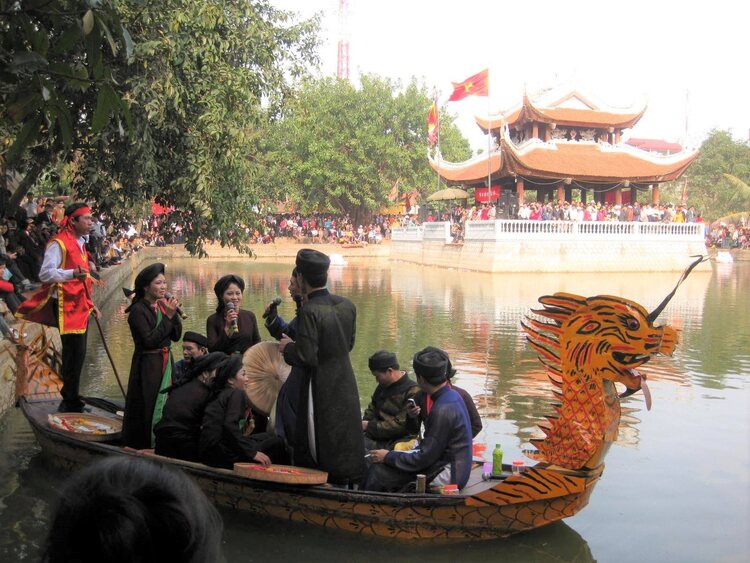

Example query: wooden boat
[14,258,703,541]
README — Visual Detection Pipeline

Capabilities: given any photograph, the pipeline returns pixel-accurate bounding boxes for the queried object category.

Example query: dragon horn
[646,255,707,324]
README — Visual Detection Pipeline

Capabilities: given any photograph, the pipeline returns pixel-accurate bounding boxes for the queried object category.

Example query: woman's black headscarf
[210,355,243,394]
[124,263,165,312]
[213,275,245,313]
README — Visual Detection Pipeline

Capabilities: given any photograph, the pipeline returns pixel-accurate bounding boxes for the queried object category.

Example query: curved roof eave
[499,133,699,183]
[428,151,503,183]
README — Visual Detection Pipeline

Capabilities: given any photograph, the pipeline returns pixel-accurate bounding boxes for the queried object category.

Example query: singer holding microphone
[121,263,183,449]
[206,274,261,356]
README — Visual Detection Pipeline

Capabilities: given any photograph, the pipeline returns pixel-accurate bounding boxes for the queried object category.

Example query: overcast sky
[271,0,749,152]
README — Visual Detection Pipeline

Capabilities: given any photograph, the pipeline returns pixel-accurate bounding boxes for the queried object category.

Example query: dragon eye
[625,318,640,331]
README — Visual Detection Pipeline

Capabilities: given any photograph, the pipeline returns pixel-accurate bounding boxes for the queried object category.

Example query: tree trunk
[6,161,45,216]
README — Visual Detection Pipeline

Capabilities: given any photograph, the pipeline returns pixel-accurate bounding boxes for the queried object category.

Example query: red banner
[475,186,500,202]
[427,99,438,146]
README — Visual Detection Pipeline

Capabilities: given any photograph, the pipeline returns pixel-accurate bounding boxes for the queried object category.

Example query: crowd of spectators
[0,194,155,317]
[706,222,750,249]
[249,213,410,246]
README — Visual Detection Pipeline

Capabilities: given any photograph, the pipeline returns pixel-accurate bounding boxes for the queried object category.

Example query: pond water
[1,257,748,562]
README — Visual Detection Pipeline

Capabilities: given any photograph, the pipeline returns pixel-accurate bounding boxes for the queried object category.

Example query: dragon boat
[13,258,703,541]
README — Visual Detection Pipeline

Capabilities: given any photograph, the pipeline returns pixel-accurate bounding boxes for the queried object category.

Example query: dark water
[1,257,748,562]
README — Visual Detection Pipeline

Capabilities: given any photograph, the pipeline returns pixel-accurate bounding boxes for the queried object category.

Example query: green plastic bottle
[492,443,503,476]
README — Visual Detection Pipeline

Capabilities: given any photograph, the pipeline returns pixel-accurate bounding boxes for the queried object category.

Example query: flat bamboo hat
[242,341,291,416]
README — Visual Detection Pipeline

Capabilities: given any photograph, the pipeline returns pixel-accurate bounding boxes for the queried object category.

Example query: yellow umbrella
[242,342,291,417]
[426,188,469,201]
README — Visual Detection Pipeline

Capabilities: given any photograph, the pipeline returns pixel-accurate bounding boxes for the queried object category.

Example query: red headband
[61,206,92,230]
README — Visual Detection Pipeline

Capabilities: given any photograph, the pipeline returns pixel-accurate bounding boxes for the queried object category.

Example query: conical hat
[242,341,291,417]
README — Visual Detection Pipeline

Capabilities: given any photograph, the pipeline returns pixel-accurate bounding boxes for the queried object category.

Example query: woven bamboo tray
[234,463,328,485]
[47,413,122,442]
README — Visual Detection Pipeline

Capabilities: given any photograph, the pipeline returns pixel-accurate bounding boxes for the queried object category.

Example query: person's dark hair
[301,270,327,289]
[0,255,7,266]
[41,457,223,563]
[210,354,243,394]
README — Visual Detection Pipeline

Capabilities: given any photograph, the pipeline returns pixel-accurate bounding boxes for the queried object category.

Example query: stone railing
[393,220,704,242]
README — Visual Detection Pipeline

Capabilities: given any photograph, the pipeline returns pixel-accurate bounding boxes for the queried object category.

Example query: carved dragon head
[524,293,677,406]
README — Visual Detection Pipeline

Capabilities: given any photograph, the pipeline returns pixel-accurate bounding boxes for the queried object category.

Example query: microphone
[262,297,283,319]
[165,292,187,319]
[225,301,239,335]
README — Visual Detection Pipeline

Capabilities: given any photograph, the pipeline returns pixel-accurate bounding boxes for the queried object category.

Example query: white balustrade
[392,220,704,243]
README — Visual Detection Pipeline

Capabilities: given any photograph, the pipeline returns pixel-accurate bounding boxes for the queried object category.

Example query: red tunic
[15,229,94,334]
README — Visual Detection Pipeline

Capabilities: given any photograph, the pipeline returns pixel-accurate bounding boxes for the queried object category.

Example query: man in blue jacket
[362,346,473,492]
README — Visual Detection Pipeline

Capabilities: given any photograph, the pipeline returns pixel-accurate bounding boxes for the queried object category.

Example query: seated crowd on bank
[0,198,144,317]
[112,249,482,493]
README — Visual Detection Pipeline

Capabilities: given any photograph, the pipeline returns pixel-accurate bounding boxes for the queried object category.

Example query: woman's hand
[224,306,239,328]
[162,295,180,319]
[253,451,272,467]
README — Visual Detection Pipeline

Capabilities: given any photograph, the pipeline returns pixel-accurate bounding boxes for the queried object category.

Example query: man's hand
[93,307,101,321]
[361,420,369,431]
[253,451,272,467]
[278,333,293,352]
[72,266,87,281]
[406,402,421,419]
[369,449,388,464]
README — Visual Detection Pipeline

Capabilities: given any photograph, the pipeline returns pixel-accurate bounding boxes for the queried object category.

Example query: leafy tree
[72,0,319,254]
[2,0,319,255]
[264,75,471,222]
[1,0,132,210]
[682,130,750,221]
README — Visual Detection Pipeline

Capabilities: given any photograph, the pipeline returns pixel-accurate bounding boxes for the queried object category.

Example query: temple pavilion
[429,85,699,207]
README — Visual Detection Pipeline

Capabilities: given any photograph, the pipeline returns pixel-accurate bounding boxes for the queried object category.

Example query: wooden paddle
[82,278,126,399]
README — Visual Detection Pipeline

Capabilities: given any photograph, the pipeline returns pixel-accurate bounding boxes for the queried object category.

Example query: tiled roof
[501,138,697,182]
[626,138,683,152]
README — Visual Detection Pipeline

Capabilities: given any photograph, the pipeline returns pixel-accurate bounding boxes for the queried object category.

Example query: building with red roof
[430,85,698,206]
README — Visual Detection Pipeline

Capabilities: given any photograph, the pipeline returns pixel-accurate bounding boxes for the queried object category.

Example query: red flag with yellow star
[448,68,489,101]
[427,99,438,145]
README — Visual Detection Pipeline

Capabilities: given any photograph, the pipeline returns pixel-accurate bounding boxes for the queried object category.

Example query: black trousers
[59,329,88,411]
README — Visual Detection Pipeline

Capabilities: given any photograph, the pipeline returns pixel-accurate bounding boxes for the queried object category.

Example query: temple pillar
[652,184,660,206]
[615,187,622,205]
[532,123,539,140]
[615,130,621,144]
[517,178,525,207]
[581,189,587,204]
[630,187,637,205]
[557,183,565,203]
[564,186,572,202]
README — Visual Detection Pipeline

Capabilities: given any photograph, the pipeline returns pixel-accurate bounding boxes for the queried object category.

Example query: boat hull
[23,398,600,541]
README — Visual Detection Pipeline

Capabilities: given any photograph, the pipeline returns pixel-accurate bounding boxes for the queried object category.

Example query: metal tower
[336,0,350,80]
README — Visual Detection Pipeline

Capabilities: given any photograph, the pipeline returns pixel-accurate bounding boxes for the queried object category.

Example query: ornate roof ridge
[476,83,648,131]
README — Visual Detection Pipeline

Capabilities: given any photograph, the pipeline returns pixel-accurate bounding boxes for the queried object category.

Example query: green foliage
[264,75,470,221]
[0,0,129,184]
[73,0,320,255]
[683,130,750,221]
